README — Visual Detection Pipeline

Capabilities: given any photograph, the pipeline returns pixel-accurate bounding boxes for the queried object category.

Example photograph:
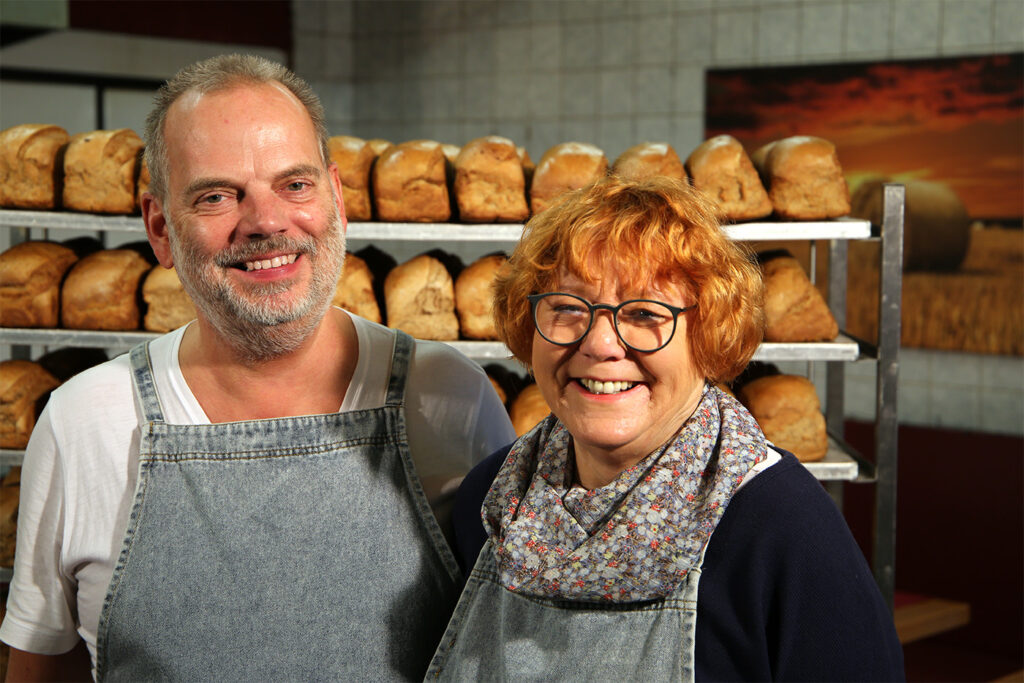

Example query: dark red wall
[68,1,291,55]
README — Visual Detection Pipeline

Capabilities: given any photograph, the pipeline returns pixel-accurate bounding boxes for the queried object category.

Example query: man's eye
[201,194,225,204]
[286,181,308,191]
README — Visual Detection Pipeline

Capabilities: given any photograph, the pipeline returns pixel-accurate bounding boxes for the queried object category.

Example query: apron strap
[384,330,414,408]
[129,342,166,424]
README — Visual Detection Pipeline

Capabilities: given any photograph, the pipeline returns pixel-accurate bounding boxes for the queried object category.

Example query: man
[1,54,514,681]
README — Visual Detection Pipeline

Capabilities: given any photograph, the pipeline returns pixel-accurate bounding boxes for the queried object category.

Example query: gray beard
[168,210,346,363]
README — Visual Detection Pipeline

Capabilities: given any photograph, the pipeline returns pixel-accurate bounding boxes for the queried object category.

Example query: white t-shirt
[0,313,516,668]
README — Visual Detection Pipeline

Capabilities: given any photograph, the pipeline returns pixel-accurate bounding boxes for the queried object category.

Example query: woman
[430,176,903,681]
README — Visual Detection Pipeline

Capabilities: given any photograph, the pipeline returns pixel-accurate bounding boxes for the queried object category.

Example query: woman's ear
[141,192,174,268]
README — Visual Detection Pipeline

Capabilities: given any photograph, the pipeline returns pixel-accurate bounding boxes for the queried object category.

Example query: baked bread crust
[685,135,772,221]
[0,360,60,449]
[372,140,451,222]
[454,136,529,223]
[0,124,69,209]
[530,142,608,215]
[0,241,79,328]
[454,253,507,339]
[328,135,375,221]
[142,265,197,332]
[760,251,838,342]
[62,129,144,214]
[509,383,551,437]
[384,254,459,340]
[61,248,152,330]
[332,253,382,323]
[737,374,827,462]
[612,142,686,182]
[753,136,851,220]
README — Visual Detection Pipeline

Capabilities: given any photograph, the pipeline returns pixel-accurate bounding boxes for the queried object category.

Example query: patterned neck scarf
[482,385,766,602]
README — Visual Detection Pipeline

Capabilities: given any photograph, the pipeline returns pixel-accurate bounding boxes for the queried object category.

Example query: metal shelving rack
[0,190,904,604]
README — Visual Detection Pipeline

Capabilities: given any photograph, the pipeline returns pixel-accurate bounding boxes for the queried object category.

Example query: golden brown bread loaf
[612,142,686,182]
[61,248,152,330]
[62,129,144,214]
[685,135,772,222]
[142,265,197,332]
[510,383,551,437]
[454,253,507,340]
[752,136,850,220]
[0,241,79,328]
[0,465,19,567]
[332,253,382,323]
[366,138,393,156]
[384,254,459,340]
[737,374,827,462]
[454,137,530,223]
[0,124,69,209]
[760,251,838,342]
[328,135,375,222]
[372,140,451,222]
[0,360,60,449]
[530,142,608,215]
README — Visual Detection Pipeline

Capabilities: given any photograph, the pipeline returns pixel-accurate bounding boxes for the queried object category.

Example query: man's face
[155,82,346,354]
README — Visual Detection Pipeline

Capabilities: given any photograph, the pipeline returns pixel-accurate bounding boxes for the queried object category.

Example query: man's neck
[178,307,358,423]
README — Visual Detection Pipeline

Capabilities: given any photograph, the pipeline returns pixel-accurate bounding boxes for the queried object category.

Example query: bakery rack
[0,189,904,605]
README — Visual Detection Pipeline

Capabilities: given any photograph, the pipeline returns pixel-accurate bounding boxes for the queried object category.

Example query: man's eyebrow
[276,164,324,182]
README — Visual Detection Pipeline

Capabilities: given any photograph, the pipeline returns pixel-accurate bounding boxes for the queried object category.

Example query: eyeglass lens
[532,293,677,352]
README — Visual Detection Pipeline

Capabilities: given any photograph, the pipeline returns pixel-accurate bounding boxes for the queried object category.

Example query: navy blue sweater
[453,447,905,682]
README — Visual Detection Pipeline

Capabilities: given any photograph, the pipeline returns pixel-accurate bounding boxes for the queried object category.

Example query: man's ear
[141,192,174,268]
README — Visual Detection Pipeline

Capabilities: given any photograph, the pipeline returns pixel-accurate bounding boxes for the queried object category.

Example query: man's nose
[236,188,287,237]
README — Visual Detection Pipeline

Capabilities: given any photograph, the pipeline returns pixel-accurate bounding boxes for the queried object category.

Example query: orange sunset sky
[705,53,1023,220]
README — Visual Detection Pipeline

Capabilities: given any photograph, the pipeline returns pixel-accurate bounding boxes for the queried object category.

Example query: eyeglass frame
[527,292,697,353]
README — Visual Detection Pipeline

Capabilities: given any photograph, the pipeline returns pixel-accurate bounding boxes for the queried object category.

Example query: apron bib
[427,540,705,682]
[96,331,461,681]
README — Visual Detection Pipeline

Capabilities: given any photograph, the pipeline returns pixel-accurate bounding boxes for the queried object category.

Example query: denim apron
[95,331,461,681]
[427,539,707,682]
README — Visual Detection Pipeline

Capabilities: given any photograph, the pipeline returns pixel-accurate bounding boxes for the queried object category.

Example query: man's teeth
[245,254,298,271]
[580,379,636,394]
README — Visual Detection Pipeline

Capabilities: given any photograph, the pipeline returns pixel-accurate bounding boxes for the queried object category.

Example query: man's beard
[168,207,346,362]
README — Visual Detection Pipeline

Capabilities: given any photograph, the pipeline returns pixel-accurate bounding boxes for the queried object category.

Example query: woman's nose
[579,310,627,359]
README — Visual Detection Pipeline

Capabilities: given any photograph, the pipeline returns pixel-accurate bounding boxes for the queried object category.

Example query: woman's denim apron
[427,539,707,681]
[95,332,461,681]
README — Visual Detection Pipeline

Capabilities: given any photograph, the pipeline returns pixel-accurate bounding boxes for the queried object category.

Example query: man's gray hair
[143,54,329,203]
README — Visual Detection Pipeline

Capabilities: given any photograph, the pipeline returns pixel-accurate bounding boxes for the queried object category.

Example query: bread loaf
[367,139,393,156]
[384,254,459,340]
[136,156,151,209]
[63,129,144,214]
[612,142,686,182]
[0,360,60,449]
[510,383,551,437]
[0,124,69,209]
[0,241,78,328]
[142,265,197,332]
[328,135,375,222]
[530,142,608,215]
[752,136,850,220]
[61,249,151,330]
[0,465,19,566]
[685,135,772,222]
[454,137,530,223]
[332,253,382,323]
[454,253,506,339]
[760,251,838,342]
[737,374,827,462]
[372,140,451,222]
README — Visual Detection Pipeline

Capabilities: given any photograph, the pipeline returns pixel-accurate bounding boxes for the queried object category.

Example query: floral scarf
[482,385,767,602]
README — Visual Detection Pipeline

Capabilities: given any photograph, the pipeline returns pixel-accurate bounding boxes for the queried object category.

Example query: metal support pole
[874,184,905,610]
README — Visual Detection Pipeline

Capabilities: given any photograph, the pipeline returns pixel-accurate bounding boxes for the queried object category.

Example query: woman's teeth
[245,254,297,271]
[580,378,636,394]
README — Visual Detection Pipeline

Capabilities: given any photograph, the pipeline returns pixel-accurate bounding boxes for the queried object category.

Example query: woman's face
[531,269,706,486]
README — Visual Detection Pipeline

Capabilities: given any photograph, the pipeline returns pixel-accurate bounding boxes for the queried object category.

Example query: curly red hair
[493,175,764,384]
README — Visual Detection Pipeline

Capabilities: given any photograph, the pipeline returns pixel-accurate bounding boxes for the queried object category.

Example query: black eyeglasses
[528,292,696,353]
